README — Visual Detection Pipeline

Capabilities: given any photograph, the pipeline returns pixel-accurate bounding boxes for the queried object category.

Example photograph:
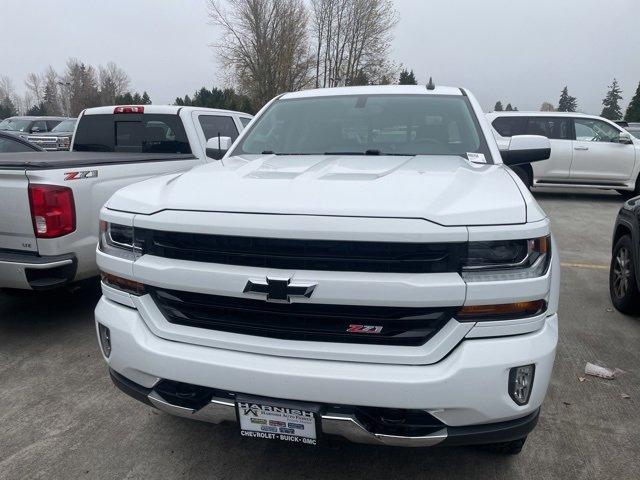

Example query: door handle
[574,146,589,151]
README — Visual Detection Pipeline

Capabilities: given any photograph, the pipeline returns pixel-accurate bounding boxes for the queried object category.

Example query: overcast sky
[3,0,639,113]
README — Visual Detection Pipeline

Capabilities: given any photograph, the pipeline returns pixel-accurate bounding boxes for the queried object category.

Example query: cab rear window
[73,114,191,153]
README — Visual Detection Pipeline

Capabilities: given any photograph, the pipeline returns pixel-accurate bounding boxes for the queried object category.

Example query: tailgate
[0,170,37,252]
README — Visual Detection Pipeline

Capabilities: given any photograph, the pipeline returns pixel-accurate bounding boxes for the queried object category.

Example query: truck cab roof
[82,105,252,118]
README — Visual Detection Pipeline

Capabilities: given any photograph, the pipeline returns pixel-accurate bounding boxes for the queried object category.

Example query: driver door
[570,118,635,182]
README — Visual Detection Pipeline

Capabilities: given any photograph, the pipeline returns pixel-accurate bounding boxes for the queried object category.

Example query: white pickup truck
[0,105,251,290]
[95,85,559,455]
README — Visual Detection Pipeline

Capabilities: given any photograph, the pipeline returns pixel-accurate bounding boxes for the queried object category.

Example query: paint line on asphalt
[561,262,609,270]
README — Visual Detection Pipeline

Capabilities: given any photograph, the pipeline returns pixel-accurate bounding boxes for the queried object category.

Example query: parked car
[95,85,559,455]
[0,105,252,291]
[0,131,44,153]
[27,118,77,150]
[0,116,69,137]
[625,123,640,139]
[486,112,640,195]
[610,196,640,313]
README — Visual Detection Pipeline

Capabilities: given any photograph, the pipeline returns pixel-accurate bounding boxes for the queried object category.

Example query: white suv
[487,111,640,195]
[95,85,559,455]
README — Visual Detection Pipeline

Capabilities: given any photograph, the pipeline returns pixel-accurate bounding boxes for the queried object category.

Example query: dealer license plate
[236,397,318,445]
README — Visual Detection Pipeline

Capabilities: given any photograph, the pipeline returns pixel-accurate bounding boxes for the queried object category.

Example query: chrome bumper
[148,390,448,447]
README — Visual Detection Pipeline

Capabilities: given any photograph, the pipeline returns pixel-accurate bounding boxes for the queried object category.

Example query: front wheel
[610,235,640,314]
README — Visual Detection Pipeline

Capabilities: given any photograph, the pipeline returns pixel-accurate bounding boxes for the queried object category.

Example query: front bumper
[110,368,540,447]
[96,296,557,435]
[0,250,76,289]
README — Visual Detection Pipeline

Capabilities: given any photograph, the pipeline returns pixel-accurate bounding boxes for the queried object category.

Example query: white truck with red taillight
[0,105,252,290]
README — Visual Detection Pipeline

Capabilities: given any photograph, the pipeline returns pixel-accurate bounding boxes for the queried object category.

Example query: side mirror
[619,132,634,145]
[500,135,551,166]
[206,136,233,160]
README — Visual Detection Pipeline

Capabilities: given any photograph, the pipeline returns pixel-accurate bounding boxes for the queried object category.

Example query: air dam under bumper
[96,296,557,434]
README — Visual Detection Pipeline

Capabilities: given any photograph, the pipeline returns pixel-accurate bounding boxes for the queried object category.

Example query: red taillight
[114,106,144,114]
[28,184,76,238]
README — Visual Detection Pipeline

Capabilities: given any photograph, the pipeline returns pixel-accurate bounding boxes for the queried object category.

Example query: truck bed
[0,152,196,170]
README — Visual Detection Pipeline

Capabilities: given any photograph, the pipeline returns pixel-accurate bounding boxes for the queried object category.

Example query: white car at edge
[487,111,640,195]
[95,85,559,455]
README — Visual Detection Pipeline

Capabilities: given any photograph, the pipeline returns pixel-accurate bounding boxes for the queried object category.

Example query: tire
[510,166,531,190]
[610,234,640,314]
[482,436,527,455]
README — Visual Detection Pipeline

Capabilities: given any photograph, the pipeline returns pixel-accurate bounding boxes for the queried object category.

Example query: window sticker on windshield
[466,153,486,164]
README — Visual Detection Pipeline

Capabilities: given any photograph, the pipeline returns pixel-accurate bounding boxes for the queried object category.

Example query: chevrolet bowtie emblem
[243,277,317,303]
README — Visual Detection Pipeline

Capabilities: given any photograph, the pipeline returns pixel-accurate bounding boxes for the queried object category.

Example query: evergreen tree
[140,91,152,105]
[600,78,623,120]
[0,96,18,118]
[42,74,62,116]
[505,103,513,111]
[398,69,417,85]
[625,81,640,122]
[558,86,577,112]
[494,101,504,112]
[173,86,256,114]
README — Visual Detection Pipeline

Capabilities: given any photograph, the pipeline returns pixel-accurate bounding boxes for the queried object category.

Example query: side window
[240,117,252,128]
[574,118,620,143]
[525,117,572,140]
[0,137,33,153]
[491,117,527,137]
[46,120,61,131]
[31,121,47,133]
[198,115,239,141]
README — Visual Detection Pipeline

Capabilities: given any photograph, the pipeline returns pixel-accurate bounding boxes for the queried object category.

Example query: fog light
[509,365,535,405]
[98,323,111,358]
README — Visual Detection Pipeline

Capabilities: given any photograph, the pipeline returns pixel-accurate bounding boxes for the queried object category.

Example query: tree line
[0,59,151,118]
[493,79,640,122]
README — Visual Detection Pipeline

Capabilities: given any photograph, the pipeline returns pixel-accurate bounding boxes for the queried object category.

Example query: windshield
[232,94,490,160]
[51,119,76,132]
[0,118,31,132]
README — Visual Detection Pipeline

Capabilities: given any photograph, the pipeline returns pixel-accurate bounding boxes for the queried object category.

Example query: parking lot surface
[1,188,638,480]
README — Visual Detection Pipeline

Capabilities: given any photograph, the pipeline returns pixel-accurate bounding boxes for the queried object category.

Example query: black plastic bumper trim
[441,409,540,446]
[109,368,154,407]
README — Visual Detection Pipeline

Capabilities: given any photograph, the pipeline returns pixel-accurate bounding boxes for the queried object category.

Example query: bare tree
[311,0,397,87]
[99,62,130,104]
[208,0,313,108]
[540,101,555,112]
[24,73,44,106]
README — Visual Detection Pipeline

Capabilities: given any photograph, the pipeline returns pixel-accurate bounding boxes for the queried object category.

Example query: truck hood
[106,154,527,226]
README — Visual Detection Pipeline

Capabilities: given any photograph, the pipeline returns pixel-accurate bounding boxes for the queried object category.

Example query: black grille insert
[137,228,465,273]
[149,287,455,346]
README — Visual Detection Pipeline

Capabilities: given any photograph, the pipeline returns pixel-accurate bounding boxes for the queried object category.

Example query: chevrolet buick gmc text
[95,85,559,454]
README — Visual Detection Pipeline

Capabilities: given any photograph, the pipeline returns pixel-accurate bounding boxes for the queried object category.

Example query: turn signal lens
[457,299,546,321]
[100,271,145,296]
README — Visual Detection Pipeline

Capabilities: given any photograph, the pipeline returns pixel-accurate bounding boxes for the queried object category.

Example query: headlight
[99,221,141,260]
[462,236,551,281]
